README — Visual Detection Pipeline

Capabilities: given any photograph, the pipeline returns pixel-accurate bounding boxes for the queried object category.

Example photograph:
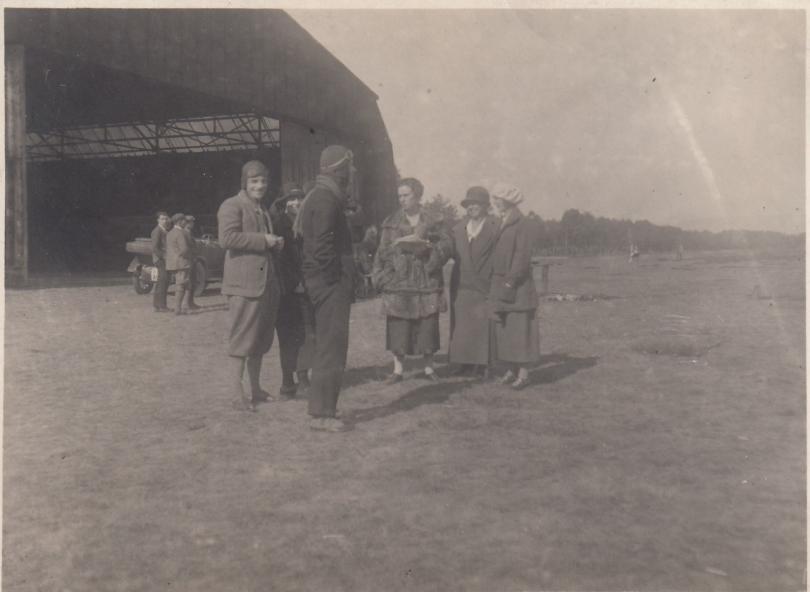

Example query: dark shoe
[476,367,492,381]
[423,370,439,382]
[252,389,276,403]
[154,307,170,313]
[309,417,348,432]
[188,304,201,311]
[453,364,473,376]
[511,377,530,391]
[297,371,311,388]
[278,384,297,399]
[175,309,185,316]
[384,373,403,385]
[232,397,257,412]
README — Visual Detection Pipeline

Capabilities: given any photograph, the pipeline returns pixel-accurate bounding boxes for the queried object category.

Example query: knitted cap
[241,160,269,189]
[320,145,353,173]
[491,182,523,206]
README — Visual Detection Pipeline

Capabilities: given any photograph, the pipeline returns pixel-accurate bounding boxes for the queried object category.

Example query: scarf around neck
[292,174,346,238]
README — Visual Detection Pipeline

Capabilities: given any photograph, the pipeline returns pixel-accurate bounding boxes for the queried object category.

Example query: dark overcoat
[489,208,539,313]
[448,215,500,364]
[217,190,278,298]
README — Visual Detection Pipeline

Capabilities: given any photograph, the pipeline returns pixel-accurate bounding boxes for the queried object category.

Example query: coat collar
[499,206,523,230]
[383,207,438,229]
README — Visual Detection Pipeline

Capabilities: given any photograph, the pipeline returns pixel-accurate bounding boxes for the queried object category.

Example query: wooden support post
[5,44,28,285]
[540,263,551,295]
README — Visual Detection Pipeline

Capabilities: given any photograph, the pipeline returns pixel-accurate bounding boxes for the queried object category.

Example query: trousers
[153,259,168,310]
[306,275,352,418]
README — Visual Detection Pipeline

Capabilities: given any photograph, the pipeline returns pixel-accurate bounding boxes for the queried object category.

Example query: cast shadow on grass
[342,353,451,388]
[345,378,476,425]
[526,353,599,384]
[345,354,596,425]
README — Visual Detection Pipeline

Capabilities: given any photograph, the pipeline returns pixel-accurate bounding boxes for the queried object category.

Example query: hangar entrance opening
[20,48,282,274]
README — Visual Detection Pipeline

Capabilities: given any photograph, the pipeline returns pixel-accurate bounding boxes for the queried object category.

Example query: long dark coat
[489,207,539,313]
[448,215,500,365]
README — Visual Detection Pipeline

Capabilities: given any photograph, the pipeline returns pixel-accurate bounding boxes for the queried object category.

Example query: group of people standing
[150,212,200,314]
[203,144,541,433]
[372,181,540,390]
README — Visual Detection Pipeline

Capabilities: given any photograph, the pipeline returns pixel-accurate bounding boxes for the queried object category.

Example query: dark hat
[320,145,353,173]
[279,181,305,202]
[171,213,186,224]
[461,186,490,208]
[240,160,269,189]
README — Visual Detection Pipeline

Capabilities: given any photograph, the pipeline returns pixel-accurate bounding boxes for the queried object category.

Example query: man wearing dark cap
[296,145,357,432]
[448,186,500,377]
[183,215,201,311]
[271,181,314,398]
[218,160,285,412]
[166,213,193,315]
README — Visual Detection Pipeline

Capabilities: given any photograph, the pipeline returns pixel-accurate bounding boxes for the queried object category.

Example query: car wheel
[193,259,207,297]
[133,272,153,294]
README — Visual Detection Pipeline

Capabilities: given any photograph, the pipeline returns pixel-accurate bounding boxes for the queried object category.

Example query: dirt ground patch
[4,251,805,591]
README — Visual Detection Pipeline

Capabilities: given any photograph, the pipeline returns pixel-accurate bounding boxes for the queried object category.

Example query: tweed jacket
[150,225,167,263]
[166,226,193,271]
[449,215,500,298]
[217,190,277,298]
[489,208,539,313]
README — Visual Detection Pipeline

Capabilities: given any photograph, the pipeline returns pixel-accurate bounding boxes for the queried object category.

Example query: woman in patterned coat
[372,177,453,383]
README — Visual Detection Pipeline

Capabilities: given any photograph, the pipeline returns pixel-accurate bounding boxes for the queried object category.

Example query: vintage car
[126,233,225,296]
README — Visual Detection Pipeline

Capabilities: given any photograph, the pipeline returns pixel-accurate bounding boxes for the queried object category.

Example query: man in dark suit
[151,211,171,312]
[183,215,201,311]
[218,160,285,412]
[167,213,193,316]
[296,145,357,432]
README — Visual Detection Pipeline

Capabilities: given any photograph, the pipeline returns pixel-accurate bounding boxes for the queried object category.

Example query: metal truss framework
[26,113,281,161]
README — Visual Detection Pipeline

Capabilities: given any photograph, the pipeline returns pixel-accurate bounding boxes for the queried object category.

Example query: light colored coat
[166,226,193,271]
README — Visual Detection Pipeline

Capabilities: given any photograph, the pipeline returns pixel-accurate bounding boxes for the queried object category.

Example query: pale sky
[289,9,805,233]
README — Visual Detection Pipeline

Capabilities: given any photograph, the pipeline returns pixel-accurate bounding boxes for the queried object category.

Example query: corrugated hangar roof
[5,9,389,146]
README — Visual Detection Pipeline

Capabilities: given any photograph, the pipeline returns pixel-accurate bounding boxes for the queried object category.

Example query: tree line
[421,195,804,256]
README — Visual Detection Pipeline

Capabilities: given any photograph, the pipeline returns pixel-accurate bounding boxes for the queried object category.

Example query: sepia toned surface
[4,250,804,591]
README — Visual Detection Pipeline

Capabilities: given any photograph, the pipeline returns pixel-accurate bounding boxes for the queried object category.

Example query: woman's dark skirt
[490,310,540,365]
[386,314,440,356]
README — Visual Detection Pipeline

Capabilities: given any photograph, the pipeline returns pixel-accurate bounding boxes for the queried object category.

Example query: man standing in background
[151,210,171,313]
[297,145,357,432]
[166,213,193,316]
[184,215,201,311]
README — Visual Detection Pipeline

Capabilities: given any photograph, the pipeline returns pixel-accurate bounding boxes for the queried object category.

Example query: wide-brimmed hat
[491,182,523,206]
[461,186,490,208]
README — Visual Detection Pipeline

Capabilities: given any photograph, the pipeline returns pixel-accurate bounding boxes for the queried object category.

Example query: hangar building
[5,9,398,282]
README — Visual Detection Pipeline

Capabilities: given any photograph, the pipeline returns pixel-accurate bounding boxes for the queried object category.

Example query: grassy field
[3,249,805,591]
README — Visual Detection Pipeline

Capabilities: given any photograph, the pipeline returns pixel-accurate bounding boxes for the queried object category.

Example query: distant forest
[423,195,804,256]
